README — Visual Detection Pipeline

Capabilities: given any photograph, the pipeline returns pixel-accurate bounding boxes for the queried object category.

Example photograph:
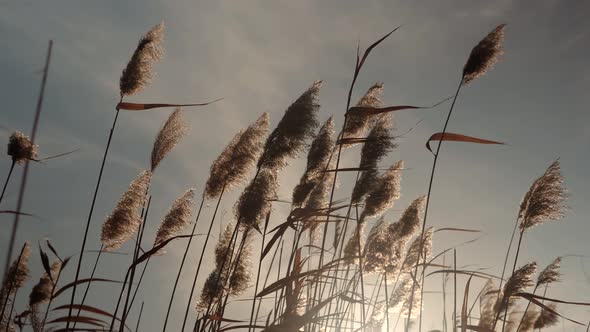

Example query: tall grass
[2,22,589,332]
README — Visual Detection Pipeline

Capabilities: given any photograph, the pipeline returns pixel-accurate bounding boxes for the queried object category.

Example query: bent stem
[405,77,464,332]
[500,230,524,332]
[72,246,104,329]
[0,160,15,205]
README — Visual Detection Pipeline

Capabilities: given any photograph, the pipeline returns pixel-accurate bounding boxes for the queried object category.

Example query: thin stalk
[127,256,151,312]
[405,78,464,331]
[442,254,448,332]
[67,104,122,331]
[384,274,390,332]
[41,266,64,329]
[162,194,207,331]
[3,40,52,286]
[453,249,457,332]
[537,286,548,332]
[492,216,520,329]
[253,227,282,327]
[516,285,539,332]
[135,302,144,332]
[500,231,524,332]
[356,221,367,327]
[0,245,27,324]
[181,187,226,331]
[248,211,270,332]
[0,160,15,205]
[72,246,104,327]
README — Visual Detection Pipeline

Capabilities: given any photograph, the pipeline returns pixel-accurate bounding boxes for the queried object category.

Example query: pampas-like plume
[151,108,189,172]
[401,279,421,318]
[400,226,433,274]
[351,115,396,204]
[0,243,30,301]
[100,170,152,251]
[361,160,403,220]
[205,113,270,199]
[258,81,321,170]
[29,261,60,306]
[367,303,385,332]
[7,131,38,164]
[495,262,536,315]
[518,306,540,332]
[462,24,506,85]
[343,82,384,138]
[504,306,521,332]
[292,117,334,207]
[389,276,412,310]
[195,269,224,312]
[478,279,497,330]
[533,303,558,329]
[343,222,365,265]
[518,160,566,231]
[119,22,165,96]
[536,257,561,287]
[363,217,392,274]
[235,168,278,232]
[228,240,252,296]
[153,189,195,253]
[302,171,334,241]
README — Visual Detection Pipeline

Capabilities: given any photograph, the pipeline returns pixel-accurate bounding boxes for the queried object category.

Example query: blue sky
[1,0,589,331]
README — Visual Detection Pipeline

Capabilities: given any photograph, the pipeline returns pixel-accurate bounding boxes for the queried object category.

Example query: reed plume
[100,170,152,251]
[536,257,561,287]
[292,117,335,207]
[533,303,558,329]
[205,113,270,199]
[343,82,384,139]
[0,243,30,300]
[518,160,566,231]
[495,262,536,316]
[518,306,539,332]
[235,168,278,232]
[153,189,195,254]
[151,108,189,172]
[361,160,403,220]
[7,131,38,164]
[351,114,396,204]
[227,240,252,296]
[401,280,421,318]
[367,303,385,332]
[400,226,432,275]
[478,279,497,330]
[389,276,412,310]
[119,22,165,96]
[29,261,60,307]
[258,81,321,170]
[462,24,506,85]
[343,222,365,264]
[504,306,521,332]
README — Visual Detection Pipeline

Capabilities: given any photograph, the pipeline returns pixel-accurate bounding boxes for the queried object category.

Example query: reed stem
[0,160,15,206]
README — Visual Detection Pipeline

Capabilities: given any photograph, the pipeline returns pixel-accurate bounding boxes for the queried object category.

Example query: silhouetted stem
[0,160,15,206]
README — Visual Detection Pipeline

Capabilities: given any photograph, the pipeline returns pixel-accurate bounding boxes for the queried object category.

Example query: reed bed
[0,22,588,332]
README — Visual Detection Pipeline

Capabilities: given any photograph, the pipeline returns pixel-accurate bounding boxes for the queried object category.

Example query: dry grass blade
[533,302,558,329]
[150,108,189,172]
[426,132,504,154]
[116,98,222,111]
[119,22,165,96]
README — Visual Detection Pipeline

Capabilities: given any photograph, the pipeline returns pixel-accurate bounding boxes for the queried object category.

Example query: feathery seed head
[292,117,334,207]
[205,113,270,199]
[533,303,559,329]
[495,262,537,315]
[7,131,38,164]
[228,241,252,296]
[401,227,433,274]
[343,82,384,138]
[1,242,31,300]
[119,22,165,96]
[520,307,540,332]
[258,81,321,170]
[235,168,278,231]
[478,280,497,330]
[537,257,561,287]
[29,261,60,306]
[344,223,365,265]
[361,161,404,220]
[463,24,506,85]
[359,114,396,170]
[151,108,189,172]
[519,160,566,231]
[153,189,195,253]
[101,170,152,251]
[351,168,379,205]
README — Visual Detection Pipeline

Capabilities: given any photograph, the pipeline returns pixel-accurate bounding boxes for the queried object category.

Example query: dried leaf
[426,132,504,154]
[116,98,222,111]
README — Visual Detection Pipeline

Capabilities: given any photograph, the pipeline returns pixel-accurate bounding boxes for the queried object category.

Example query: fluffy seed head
[463,24,506,85]
[195,270,224,312]
[344,223,365,265]
[534,303,559,329]
[228,241,252,296]
[7,131,38,164]
[302,171,334,241]
[1,242,31,299]
[495,262,537,315]
[519,307,540,332]
[151,108,189,172]
[351,168,379,205]
[119,22,165,96]
[292,117,334,207]
[388,276,412,310]
[519,160,566,231]
[29,261,61,306]
[343,82,384,139]
[537,257,561,287]
[478,279,497,330]
[400,226,433,274]
[367,303,385,332]
[258,81,321,170]
[361,160,404,220]
[205,113,270,199]
[101,170,152,251]
[235,168,278,232]
[153,189,195,253]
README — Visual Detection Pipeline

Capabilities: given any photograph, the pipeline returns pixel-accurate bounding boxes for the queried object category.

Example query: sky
[1,0,590,331]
